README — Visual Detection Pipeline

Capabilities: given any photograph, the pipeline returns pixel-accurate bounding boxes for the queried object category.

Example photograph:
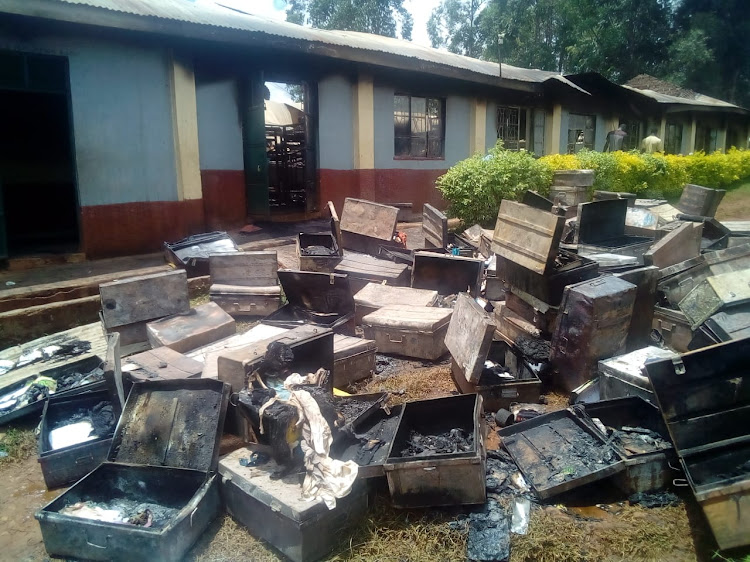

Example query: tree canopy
[286,0,413,39]
[423,0,750,107]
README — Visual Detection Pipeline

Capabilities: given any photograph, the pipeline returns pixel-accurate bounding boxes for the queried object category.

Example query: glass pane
[411,135,427,157]
[427,138,443,158]
[410,97,426,134]
[395,136,410,156]
[394,95,410,138]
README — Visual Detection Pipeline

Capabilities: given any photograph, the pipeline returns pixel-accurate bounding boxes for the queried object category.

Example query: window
[567,113,596,153]
[621,121,641,151]
[695,124,718,153]
[394,94,445,158]
[496,106,526,150]
[665,122,683,154]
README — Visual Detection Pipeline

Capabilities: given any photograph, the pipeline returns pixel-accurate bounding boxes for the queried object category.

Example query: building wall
[0,32,209,257]
[195,78,246,229]
[319,77,472,214]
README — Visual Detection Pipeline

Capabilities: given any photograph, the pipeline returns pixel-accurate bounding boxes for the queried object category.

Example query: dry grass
[542,391,570,411]
[329,494,466,562]
[188,494,467,562]
[0,425,37,465]
[190,292,210,307]
[715,182,750,220]
[352,362,457,405]
[511,504,697,562]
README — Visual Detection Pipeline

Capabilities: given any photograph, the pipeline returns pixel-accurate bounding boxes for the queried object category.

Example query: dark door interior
[0,51,78,258]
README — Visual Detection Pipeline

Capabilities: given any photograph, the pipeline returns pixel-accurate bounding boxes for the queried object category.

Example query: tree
[670,0,750,106]
[287,0,413,40]
[427,0,486,58]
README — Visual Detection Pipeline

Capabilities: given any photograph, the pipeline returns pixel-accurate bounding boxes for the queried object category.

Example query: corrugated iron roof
[2,0,587,91]
[622,85,743,110]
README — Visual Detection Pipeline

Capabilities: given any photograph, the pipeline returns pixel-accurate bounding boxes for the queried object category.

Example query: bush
[437,145,750,226]
[435,143,553,227]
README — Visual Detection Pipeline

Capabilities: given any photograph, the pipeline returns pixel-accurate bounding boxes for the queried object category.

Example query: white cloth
[287,389,358,509]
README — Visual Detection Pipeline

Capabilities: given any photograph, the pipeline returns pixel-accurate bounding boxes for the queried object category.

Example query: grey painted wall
[196,79,244,171]
[0,33,179,207]
[373,84,471,169]
[318,74,354,170]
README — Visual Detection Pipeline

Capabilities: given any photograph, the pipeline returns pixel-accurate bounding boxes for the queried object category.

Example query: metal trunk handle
[387,333,404,343]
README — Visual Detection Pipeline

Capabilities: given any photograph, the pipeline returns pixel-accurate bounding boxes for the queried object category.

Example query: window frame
[496,105,525,151]
[566,113,596,154]
[393,93,446,160]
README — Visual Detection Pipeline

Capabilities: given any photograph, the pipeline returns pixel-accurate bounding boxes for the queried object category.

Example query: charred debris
[1,189,749,561]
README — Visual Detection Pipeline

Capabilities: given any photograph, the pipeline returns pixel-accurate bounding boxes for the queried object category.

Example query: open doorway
[0,52,78,258]
[264,81,316,212]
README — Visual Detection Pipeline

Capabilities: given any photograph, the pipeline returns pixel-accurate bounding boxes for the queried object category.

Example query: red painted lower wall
[319,168,447,216]
[80,167,447,258]
[81,200,205,259]
[201,170,247,230]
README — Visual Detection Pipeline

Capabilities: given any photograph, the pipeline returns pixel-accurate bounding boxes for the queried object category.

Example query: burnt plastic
[0,355,106,426]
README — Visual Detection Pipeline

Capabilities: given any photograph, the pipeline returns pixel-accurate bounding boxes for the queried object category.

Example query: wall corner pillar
[469,99,487,155]
[168,51,202,203]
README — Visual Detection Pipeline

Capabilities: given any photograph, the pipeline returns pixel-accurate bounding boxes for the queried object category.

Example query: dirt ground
[2,358,740,562]
[715,182,750,220]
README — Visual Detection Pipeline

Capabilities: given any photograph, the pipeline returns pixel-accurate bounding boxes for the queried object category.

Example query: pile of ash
[400,428,474,457]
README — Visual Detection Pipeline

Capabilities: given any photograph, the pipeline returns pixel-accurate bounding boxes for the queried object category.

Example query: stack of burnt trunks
[491,198,604,393]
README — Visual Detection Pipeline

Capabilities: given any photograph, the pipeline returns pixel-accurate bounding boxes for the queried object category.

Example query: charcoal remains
[629,490,681,508]
[514,334,551,363]
[300,245,338,257]
[400,428,474,457]
[59,499,180,529]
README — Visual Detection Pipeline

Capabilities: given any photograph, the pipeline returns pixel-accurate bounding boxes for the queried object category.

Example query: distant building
[0,1,746,259]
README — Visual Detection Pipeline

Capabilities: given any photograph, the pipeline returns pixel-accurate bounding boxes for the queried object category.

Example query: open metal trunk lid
[491,200,565,275]
[445,293,495,384]
[498,408,626,499]
[678,268,750,328]
[645,337,750,459]
[277,270,355,316]
[109,378,230,472]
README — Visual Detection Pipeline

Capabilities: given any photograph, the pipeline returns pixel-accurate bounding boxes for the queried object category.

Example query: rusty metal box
[353,283,438,325]
[499,408,626,499]
[263,270,355,335]
[146,302,236,354]
[577,199,653,260]
[550,276,637,392]
[646,337,750,550]
[383,394,485,508]
[164,231,238,277]
[362,305,452,361]
[497,249,598,307]
[577,397,675,494]
[334,252,410,294]
[340,198,399,254]
[36,379,230,562]
[209,251,282,317]
[333,334,376,387]
[412,251,484,297]
[219,447,368,562]
[38,389,120,489]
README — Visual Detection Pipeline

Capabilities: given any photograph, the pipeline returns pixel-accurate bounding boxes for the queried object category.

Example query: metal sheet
[491,200,565,275]
[340,198,399,242]
[445,293,495,384]
[678,269,750,328]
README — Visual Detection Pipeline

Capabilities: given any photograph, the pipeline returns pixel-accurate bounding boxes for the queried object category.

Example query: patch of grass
[189,494,466,562]
[0,426,37,465]
[353,363,457,405]
[190,292,210,308]
[511,504,696,562]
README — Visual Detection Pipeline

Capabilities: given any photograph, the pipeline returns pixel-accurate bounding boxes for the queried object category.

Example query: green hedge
[436,145,750,227]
